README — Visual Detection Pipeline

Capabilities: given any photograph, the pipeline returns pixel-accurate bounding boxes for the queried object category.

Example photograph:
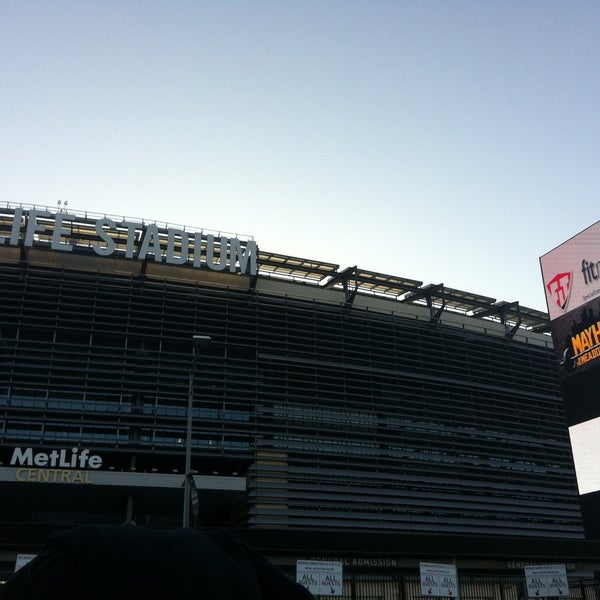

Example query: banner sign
[524,564,569,597]
[419,562,458,598]
[296,560,343,596]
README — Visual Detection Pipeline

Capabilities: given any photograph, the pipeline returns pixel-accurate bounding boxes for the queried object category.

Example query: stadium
[1,204,600,598]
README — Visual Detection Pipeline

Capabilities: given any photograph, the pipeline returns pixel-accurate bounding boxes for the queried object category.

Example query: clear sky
[2,1,599,312]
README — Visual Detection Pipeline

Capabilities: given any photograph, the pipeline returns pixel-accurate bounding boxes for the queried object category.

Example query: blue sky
[2,1,599,311]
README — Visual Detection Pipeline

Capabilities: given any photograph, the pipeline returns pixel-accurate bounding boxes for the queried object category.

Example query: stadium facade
[2,205,600,597]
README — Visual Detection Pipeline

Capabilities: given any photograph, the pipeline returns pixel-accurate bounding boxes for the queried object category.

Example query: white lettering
[51,212,74,251]
[34,452,48,467]
[4,209,257,275]
[10,447,102,469]
[88,455,102,469]
[206,235,228,271]
[11,208,23,244]
[138,224,162,262]
[78,449,90,468]
[11,447,33,466]
[193,232,203,268]
[230,238,257,276]
[92,218,117,256]
[0,207,23,245]
[24,210,50,246]
[122,221,142,258]
[58,449,70,467]
[166,229,188,265]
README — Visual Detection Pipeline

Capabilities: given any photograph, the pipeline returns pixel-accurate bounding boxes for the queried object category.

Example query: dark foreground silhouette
[2,525,315,599]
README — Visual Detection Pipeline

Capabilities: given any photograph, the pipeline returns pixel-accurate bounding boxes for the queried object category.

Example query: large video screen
[541,220,600,322]
[541,220,600,499]
[569,417,600,495]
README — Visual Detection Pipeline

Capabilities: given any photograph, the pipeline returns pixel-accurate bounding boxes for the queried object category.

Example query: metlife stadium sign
[9,446,102,484]
[0,207,258,275]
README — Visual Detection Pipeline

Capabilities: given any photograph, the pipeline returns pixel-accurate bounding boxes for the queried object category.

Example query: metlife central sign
[10,446,103,484]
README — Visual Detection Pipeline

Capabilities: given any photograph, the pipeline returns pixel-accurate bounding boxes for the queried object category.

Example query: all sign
[525,565,570,597]
[420,562,459,598]
[296,560,343,596]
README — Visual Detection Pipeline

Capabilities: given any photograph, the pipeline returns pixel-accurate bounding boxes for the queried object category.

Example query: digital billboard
[540,221,600,524]
[541,220,600,322]
[541,221,600,383]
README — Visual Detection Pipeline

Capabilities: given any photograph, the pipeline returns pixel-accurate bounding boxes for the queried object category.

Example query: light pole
[183,334,211,528]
